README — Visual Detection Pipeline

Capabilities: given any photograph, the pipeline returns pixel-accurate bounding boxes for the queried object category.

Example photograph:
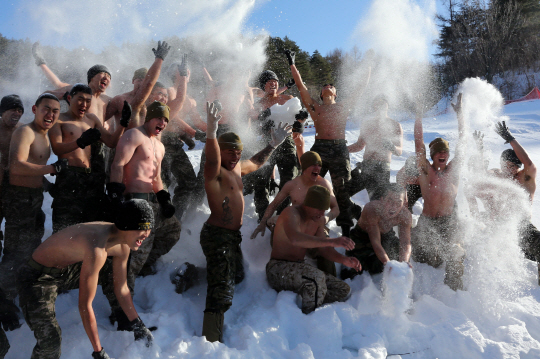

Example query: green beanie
[145,101,170,122]
[303,185,331,211]
[300,151,322,172]
[218,132,243,151]
[429,137,449,159]
[133,67,148,81]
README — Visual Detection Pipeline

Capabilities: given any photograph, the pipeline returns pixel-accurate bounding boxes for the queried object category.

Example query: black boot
[202,310,224,343]
[171,262,199,294]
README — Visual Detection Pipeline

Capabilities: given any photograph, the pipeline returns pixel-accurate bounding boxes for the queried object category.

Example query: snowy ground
[5,98,540,359]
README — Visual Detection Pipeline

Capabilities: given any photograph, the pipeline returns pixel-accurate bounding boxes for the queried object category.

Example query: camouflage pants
[519,221,540,262]
[412,214,465,291]
[17,259,116,359]
[266,259,350,314]
[51,166,107,233]
[161,132,197,221]
[341,226,400,279]
[200,222,244,313]
[348,160,391,200]
[310,140,354,228]
[406,184,422,213]
[0,185,45,299]
[0,171,9,257]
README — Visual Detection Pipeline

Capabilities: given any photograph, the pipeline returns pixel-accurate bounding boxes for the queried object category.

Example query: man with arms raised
[341,184,412,279]
[266,185,361,314]
[18,199,154,359]
[49,84,131,232]
[201,102,291,342]
[0,94,68,299]
[412,94,466,291]
[286,49,370,237]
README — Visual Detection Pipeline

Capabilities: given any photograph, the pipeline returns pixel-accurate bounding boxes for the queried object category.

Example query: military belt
[27,258,66,275]
[125,192,157,202]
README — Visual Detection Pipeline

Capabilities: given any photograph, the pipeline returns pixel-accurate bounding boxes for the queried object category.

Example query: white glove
[206,101,221,139]
[269,122,292,148]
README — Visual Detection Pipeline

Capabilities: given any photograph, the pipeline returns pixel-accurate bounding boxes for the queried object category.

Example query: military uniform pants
[348,160,391,200]
[0,185,44,299]
[17,260,116,359]
[266,259,350,314]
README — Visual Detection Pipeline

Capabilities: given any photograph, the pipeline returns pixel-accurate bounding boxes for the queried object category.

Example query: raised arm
[495,121,537,182]
[204,102,222,181]
[414,98,430,174]
[286,50,318,114]
[168,55,189,120]
[32,42,70,89]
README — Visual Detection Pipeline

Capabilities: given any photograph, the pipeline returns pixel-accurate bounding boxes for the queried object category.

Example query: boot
[170,262,199,294]
[202,310,224,343]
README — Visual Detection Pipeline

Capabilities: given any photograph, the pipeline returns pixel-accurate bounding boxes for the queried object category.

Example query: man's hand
[451,92,463,115]
[342,256,362,272]
[332,236,355,251]
[177,53,188,77]
[473,130,484,150]
[206,101,222,139]
[92,348,112,359]
[120,101,132,128]
[250,220,267,239]
[52,158,68,175]
[0,295,21,331]
[269,122,292,148]
[284,49,295,66]
[32,42,46,66]
[152,40,171,61]
[76,128,101,149]
[194,129,207,143]
[495,121,515,144]
[128,317,154,347]
[292,132,304,147]
[286,78,295,89]
[179,133,196,150]
[156,190,175,218]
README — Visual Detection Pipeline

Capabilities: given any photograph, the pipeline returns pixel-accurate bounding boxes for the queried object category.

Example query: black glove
[292,120,304,134]
[152,40,171,61]
[106,182,126,207]
[284,49,295,66]
[180,133,196,150]
[120,101,132,128]
[76,128,101,149]
[285,78,295,89]
[0,289,21,332]
[32,42,46,66]
[156,190,175,218]
[127,317,154,347]
[495,121,515,144]
[194,129,207,143]
[295,109,308,121]
[177,53,188,77]
[52,158,68,175]
[258,108,271,122]
[92,348,111,359]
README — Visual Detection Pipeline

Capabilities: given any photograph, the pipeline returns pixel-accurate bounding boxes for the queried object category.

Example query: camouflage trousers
[266,258,350,314]
[161,132,197,221]
[341,225,400,279]
[0,170,9,257]
[51,166,107,233]
[348,160,391,200]
[0,185,45,299]
[310,140,354,228]
[200,222,245,313]
[17,259,116,359]
[412,214,465,291]
[406,184,422,213]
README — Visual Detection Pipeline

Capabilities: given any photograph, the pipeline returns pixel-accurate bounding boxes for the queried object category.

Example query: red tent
[505,87,540,104]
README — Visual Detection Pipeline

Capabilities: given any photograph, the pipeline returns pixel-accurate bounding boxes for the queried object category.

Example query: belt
[67,165,92,174]
[125,192,157,202]
[314,139,347,144]
[28,258,66,275]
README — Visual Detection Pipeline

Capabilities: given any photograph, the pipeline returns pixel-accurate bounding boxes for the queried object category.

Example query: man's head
[429,137,450,168]
[114,199,154,250]
[371,94,389,113]
[218,132,243,171]
[68,83,93,118]
[500,149,522,176]
[87,64,111,92]
[32,93,60,130]
[147,82,169,104]
[132,67,148,86]
[372,183,406,218]
[145,101,169,136]
[320,84,337,101]
[303,185,331,221]
[0,94,24,128]
[259,70,279,93]
[300,151,323,182]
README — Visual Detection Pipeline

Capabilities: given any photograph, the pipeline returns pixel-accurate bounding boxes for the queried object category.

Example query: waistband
[28,258,66,275]
[125,192,157,202]
[268,257,305,264]
[65,165,92,174]
[361,159,391,169]
[203,222,241,235]
[314,139,347,144]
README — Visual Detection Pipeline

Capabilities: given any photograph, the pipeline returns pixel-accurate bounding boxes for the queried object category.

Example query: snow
[5,96,540,359]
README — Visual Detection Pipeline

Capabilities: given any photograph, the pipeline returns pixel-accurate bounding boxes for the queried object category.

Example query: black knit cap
[87,64,111,84]
[501,149,522,167]
[0,94,24,116]
[114,199,154,231]
[258,70,279,90]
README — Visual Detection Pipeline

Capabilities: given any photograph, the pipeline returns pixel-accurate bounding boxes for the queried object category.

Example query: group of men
[0,42,537,359]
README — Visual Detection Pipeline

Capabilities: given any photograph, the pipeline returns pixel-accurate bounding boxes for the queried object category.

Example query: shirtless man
[201,102,291,342]
[396,156,422,213]
[0,94,68,299]
[348,95,403,201]
[0,95,24,254]
[412,93,466,291]
[286,49,370,237]
[341,183,412,279]
[17,199,154,359]
[266,185,361,314]
[48,84,130,232]
[107,101,181,326]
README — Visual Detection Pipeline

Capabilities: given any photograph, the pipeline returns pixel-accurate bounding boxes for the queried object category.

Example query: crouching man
[17,199,155,359]
[266,185,361,314]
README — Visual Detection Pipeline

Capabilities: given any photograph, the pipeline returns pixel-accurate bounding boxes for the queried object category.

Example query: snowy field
[5,95,540,359]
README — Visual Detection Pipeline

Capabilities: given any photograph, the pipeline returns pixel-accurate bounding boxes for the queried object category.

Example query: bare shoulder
[14,123,35,139]
[318,176,333,191]
[87,112,102,126]
[100,93,112,103]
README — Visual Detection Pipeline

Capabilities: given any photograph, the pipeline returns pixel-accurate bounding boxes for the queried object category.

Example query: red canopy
[505,87,540,104]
